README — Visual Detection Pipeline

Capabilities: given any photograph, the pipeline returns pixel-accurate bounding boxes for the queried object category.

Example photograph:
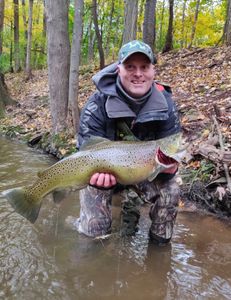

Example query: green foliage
[184,159,216,184]
[38,131,77,158]
[0,0,228,70]
[0,52,11,73]
[2,0,47,71]
[196,160,215,182]
[0,124,25,137]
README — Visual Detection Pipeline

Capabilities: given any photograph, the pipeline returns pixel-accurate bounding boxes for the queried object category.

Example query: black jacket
[78,62,181,148]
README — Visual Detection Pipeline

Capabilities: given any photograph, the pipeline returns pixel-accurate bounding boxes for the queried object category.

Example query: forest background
[0,0,231,215]
[0,0,230,132]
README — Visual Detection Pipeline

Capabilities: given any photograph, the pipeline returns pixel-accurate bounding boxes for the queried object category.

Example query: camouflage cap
[118,40,156,64]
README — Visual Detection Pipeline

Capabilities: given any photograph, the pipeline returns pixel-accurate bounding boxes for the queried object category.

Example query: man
[70,40,181,245]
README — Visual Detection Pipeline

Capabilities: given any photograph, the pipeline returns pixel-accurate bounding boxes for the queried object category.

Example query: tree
[143,0,156,51]
[158,0,165,50]
[180,0,187,48]
[122,0,138,44]
[87,17,94,61]
[162,0,174,53]
[25,0,33,79]
[105,0,115,57]
[45,0,70,133]
[0,0,15,117]
[92,0,105,69]
[42,0,46,37]
[188,0,200,48]
[0,0,4,53]
[21,0,28,66]
[224,0,231,45]
[68,0,84,134]
[13,0,20,72]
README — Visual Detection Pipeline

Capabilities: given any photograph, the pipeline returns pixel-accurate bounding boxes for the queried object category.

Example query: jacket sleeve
[78,92,108,148]
[155,91,181,140]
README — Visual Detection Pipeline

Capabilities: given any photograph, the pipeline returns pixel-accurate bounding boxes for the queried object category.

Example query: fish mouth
[156,147,178,166]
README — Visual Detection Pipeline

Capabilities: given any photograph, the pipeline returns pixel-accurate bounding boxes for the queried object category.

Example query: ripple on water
[0,196,72,300]
[1,136,231,300]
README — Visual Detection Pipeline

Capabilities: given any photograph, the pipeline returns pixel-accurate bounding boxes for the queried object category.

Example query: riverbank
[1,45,231,217]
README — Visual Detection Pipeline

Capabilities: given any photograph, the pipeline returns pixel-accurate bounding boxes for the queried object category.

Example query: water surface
[0,136,231,300]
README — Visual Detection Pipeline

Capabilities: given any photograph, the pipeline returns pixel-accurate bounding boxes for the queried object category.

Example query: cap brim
[120,50,153,64]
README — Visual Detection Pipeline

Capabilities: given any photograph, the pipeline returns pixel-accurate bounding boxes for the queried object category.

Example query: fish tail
[4,187,41,223]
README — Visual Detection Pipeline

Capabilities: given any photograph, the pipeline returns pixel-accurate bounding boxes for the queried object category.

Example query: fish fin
[3,187,41,223]
[148,165,166,182]
[37,170,43,178]
[80,136,110,150]
[37,165,53,178]
[52,189,68,204]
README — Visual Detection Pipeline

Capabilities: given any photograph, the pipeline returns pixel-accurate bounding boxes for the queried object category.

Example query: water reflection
[0,136,231,300]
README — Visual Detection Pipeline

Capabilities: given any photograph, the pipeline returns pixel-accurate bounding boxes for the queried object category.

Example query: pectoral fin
[147,165,166,182]
[52,189,69,204]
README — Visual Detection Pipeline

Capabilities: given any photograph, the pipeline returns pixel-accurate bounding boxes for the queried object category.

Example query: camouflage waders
[76,186,113,237]
[139,177,180,243]
[76,177,180,243]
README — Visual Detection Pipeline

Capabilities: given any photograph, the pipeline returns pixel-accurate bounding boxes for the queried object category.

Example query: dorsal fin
[37,167,49,178]
[80,136,110,150]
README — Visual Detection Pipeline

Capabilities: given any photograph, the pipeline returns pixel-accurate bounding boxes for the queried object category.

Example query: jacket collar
[105,83,169,122]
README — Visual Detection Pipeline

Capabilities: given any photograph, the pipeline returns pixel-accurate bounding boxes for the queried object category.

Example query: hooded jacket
[78,62,181,148]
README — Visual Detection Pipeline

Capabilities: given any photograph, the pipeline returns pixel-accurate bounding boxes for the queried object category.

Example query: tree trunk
[188,0,200,48]
[137,0,145,35]
[9,21,14,72]
[122,0,138,44]
[0,0,15,116]
[13,0,20,72]
[158,0,165,49]
[42,0,46,37]
[87,18,94,61]
[224,0,231,45]
[112,15,121,59]
[162,0,174,53]
[0,74,16,117]
[0,0,4,54]
[92,0,105,69]
[45,0,70,134]
[180,0,187,48]
[21,0,28,67]
[105,0,115,57]
[68,0,84,135]
[25,0,33,79]
[143,0,156,51]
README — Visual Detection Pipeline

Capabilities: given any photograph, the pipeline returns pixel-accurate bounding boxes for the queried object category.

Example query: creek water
[0,136,231,300]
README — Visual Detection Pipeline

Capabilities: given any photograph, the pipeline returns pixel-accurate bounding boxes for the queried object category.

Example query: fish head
[157,133,188,163]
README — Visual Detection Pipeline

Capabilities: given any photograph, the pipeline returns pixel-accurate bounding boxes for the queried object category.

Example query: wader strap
[116,121,139,141]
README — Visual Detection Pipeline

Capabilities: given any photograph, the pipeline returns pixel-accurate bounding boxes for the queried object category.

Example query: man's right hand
[90,173,117,188]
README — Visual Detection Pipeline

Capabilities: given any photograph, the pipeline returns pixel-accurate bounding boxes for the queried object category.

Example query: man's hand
[90,173,117,188]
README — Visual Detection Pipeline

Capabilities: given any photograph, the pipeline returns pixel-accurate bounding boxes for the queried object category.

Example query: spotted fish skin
[4,133,184,223]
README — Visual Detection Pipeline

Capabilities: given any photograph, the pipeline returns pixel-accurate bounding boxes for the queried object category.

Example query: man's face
[117,53,155,98]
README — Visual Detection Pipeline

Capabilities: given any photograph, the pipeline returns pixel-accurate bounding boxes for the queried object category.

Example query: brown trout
[4,133,185,223]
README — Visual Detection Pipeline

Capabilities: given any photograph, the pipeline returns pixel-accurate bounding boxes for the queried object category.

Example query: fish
[3,133,186,223]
